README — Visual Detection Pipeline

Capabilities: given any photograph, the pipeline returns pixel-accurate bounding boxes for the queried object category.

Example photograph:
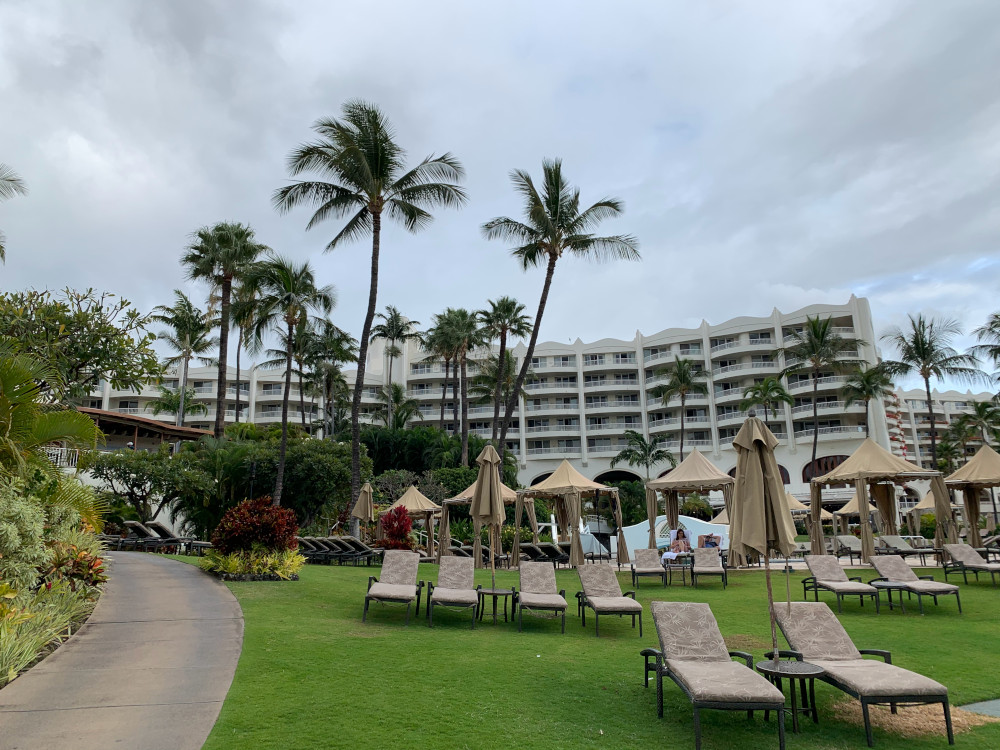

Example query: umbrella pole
[490,525,497,591]
[763,553,779,660]
[784,556,791,615]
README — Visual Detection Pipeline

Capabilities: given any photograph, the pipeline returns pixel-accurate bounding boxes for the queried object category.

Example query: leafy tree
[182,222,269,437]
[881,315,984,465]
[952,401,1000,446]
[780,316,866,466]
[482,159,639,462]
[259,316,319,429]
[934,437,963,475]
[150,290,218,425]
[840,364,894,437]
[0,288,160,400]
[308,320,357,439]
[422,322,458,431]
[971,312,1000,377]
[0,163,27,263]
[610,429,675,480]
[650,357,709,461]
[229,277,263,423]
[246,255,334,505]
[148,386,208,418]
[373,469,419,504]
[432,308,483,465]
[273,100,467,516]
[478,297,532,441]
[370,305,422,382]
[606,479,647,527]
[468,351,532,431]
[739,376,793,421]
[373,383,423,429]
[680,493,712,521]
[426,466,481,496]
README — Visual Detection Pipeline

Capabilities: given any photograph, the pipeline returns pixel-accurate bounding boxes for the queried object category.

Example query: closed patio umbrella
[351,482,376,541]
[470,445,505,589]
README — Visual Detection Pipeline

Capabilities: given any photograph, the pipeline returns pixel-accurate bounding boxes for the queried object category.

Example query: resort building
[892,389,999,469]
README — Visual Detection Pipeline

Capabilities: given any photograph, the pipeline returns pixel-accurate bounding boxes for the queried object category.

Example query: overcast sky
[2,1,998,390]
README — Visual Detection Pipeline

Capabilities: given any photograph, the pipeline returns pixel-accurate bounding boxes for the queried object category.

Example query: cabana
[904,490,961,538]
[809,439,955,562]
[830,492,879,534]
[515,460,627,567]
[947,444,1000,548]
[436,478,537,566]
[644,449,734,548]
[388,486,441,558]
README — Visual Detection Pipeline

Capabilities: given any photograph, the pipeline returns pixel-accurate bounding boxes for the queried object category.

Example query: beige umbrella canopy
[388,486,441,557]
[947,445,1000,548]
[710,507,729,525]
[470,445,505,584]
[351,482,376,522]
[786,492,833,519]
[645,448,735,548]
[438,478,534,563]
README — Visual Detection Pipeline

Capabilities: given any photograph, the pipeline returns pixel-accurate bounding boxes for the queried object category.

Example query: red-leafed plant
[380,506,413,550]
[211,497,299,554]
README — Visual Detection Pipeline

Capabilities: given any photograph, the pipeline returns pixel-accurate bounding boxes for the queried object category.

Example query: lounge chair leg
[890,702,897,714]
[837,595,843,614]
[875,593,880,615]
[918,594,924,616]
[656,670,663,718]
[471,605,476,630]
[638,611,643,638]
[428,603,433,628]
[956,591,962,614]
[595,612,599,638]
[777,707,786,750]
[405,602,411,626]
[562,609,566,634]
[944,698,955,744]
[693,707,701,750]
[631,613,636,631]
[862,700,874,747]
[362,597,370,622]
[518,606,522,633]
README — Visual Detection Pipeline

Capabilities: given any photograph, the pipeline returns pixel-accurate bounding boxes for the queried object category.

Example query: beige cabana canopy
[516,460,627,566]
[809,438,955,561]
[712,494,830,525]
[947,445,1000,548]
[388,486,441,557]
[437,478,535,564]
[645,449,735,549]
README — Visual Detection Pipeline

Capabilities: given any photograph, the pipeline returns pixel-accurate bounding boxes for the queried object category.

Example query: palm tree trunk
[864,398,870,438]
[234,334,242,423]
[298,370,306,428]
[214,280,231,438]
[460,350,469,465]
[451,366,460,434]
[811,371,820,466]
[178,355,190,427]
[499,254,557,463]
[491,331,507,443]
[351,212,381,515]
[924,376,938,466]
[679,394,686,462]
[439,358,450,429]
[274,320,294,506]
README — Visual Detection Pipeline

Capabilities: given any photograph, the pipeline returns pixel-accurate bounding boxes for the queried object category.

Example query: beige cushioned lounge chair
[870,555,961,614]
[363,550,423,625]
[943,543,1000,586]
[515,561,568,633]
[577,565,642,637]
[426,556,480,628]
[631,548,666,587]
[803,555,880,613]
[691,548,727,589]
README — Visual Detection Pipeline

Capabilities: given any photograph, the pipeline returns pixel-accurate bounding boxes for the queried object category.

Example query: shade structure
[786,492,833,520]
[947,445,1000,548]
[645,448,735,550]
[439,484,536,563]
[351,482,376,522]
[710,507,729,525]
[831,492,879,535]
[470,445,506,583]
[388,486,441,558]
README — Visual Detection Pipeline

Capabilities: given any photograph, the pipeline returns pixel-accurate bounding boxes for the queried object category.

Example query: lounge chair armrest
[765,650,804,661]
[802,576,816,585]
[848,576,863,582]
[575,591,585,602]
[624,591,636,599]
[917,575,935,581]
[728,650,753,668]
[426,581,435,596]
[870,576,888,583]
[476,584,483,592]
[640,647,663,668]
[367,576,378,592]
[860,649,892,663]
[559,589,566,598]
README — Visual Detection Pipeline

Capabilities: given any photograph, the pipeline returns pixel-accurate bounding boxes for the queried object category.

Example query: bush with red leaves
[379,506,413,550]
[211,497,299,554]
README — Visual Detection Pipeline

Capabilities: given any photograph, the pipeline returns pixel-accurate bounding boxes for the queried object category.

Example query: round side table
[755,659,825,733]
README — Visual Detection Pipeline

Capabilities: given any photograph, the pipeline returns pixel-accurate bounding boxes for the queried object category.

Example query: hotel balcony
[792,425,866,440]
[787,376,848,393]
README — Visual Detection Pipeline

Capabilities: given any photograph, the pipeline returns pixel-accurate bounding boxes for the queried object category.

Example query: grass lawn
[168,556,999,750]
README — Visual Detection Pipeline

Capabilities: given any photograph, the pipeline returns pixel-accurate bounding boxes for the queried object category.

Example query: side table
[478,587,516,625]
[756,660,824,733]
[871,580,912,613]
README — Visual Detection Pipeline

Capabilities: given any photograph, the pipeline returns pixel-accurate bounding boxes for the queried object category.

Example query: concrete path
[0,552,243,750]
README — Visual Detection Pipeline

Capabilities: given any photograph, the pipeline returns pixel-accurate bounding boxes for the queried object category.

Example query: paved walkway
[0,552,242,750]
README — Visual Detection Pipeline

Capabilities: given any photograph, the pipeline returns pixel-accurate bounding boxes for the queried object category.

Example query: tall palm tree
[431,308,483,465]
[0,164,27,263]
[246,255,334,505]
[840,364,895,437]
[739,377,793,421]
[881,315,984,466]
[478,297,533,442]
[259,317,320,428]
[482,159,639,460]
[947,417,979,462]
[374,383,424,429]
[780,316,867,466]
[273,100,466,512]
[955,401,1000,446]
[229,276,264,423]
[935,436,963,474]
[650,357,708,461]
[422,319,457,431]
[182,222,269,437]
[971,312,1000,376]
[468,351,532,410]
[370,305,422,384]
[610,429,675,480]
[308,319,357,439]
[150,290,218,426]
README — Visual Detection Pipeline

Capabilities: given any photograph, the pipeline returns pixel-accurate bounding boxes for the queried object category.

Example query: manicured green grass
[169,556,999,749]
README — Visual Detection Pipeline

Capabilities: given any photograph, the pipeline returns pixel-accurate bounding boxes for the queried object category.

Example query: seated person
[662,529,691,562]
[702,533,720,549]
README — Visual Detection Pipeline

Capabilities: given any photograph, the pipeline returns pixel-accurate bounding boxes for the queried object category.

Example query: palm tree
[370,305,422,384]
[478,297,533,442]
[881,315,984,466]
[650,357,708,461]
[468,351,532,410]
[739,377,793,421]
[422,319,458,431]
[955,401,1000,446]
[373,383,424,429]
[610,429,675,480]
[273,100,467,514]
[0,164,27,263]
[840,364,895,437]
[229,276,264,423]
[935,436,963,474]
[482,159,639,460]
[308,320,357,438]
[971,312,1000,375]
[148,386,208,418]
[182,222,269,437]
[150,290,218,426]
[947,417,979,462]
[246,255,334,505]
[259,317,319,428]
[431,308,483,465]
[780,316,867,466]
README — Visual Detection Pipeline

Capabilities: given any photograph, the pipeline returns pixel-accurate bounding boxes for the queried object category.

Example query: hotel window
[584,375,606,385]
[530,357,543,368]
[584,354,605,366]
[614,352,636,364]
[748,331,772,343]
[554,355,574,367]
[262,383,282,395]
[586,396,608,407]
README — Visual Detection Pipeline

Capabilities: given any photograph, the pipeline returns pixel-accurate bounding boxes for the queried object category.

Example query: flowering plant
[211,497,299,554]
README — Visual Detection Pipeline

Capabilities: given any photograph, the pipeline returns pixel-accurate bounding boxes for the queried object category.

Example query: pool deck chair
[835,535,864,564]
[363,551,423,625]
[426,556,480,629]
[631,548,667,588]
[876,535,928,566]
[536,542,570,566]
[645,601,786,750]
[576,565,642,637]
[869,555,961,614]
[691,548,727,589]
[803,555,880,613]
[775,601,953,747]
[943,543,1000,587]
[514,561,568,633]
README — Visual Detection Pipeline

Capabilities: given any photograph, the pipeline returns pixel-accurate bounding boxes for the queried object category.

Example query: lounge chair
[363,550,424,625]
[295,537,329,563]
[876,535,928,566]
[775,602,953,747]
[691,548,727,589]
[536,542,570,566]
[308,537,352,564]
[645,601,786,750]
[517,543,547,562]
[122,521,161,551]
[340,535,382,566]
[514,561,568,633]
[631,548,666,588]
[943,543,1000,586]
[576,565,642,637]
[869,555,961,614]
[835,535,864,564]
[803,555,880,613]
[426,556,480,629]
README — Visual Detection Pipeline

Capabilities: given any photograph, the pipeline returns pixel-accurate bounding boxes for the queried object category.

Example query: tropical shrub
[211,497,298,554]
[920,513,936,539]
[39,541,108,591]
[380,506,413,550]
[0,485,48,591]
[680,494,712,521]
[199,549,305,581]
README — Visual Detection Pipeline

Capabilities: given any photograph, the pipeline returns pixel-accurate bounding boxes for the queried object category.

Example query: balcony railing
[791,401,845,415]
[582,358,606,368]
[525,425,577,433]
[526,446,582,456]
[793,425,864,439]
[44,446,79,468]
[712,364,745,376]
[648,417,679,429]
[710,341,738,353]
[117,407,141,414]
[788,376,847,391]
[587,422,637,431]
[525,403,578,411]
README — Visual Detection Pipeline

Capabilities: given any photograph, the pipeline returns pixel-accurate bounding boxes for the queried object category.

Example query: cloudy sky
[2,1,998,388]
